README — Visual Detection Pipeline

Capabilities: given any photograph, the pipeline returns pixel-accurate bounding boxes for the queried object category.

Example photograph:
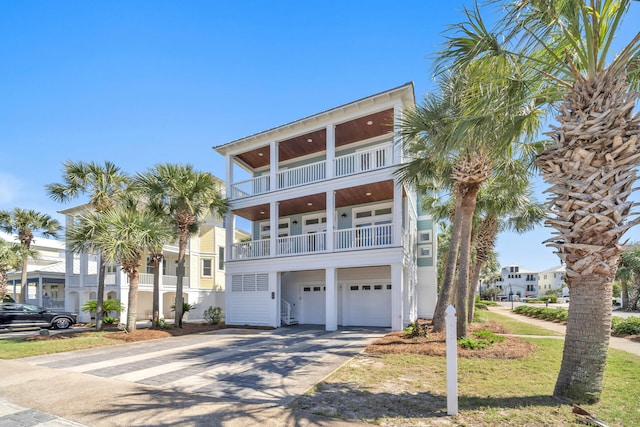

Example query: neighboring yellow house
[61,205,249,322]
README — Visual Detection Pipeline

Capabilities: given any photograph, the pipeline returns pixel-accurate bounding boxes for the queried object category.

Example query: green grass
[485,311,563,336]
[0,333,121,359]
[293,316,639,426]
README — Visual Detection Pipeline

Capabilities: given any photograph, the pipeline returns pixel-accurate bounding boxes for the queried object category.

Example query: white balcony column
[391,263,404,330]
[225,213,235,260]
[269,201,278,256]
[393,181,403,245]
[270,140,278,190]
[326,124,335,179]
[393,102,403,164]
[325,267,338,331]
[225,154,234,197]
[326,190,335,251]
[158,258,164,287]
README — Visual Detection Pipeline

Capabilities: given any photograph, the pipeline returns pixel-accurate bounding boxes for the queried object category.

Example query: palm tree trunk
[152,257,161,327]
[554,277,612,403]
[19,255,28,304]
[468,217,499,323]
[621,280,629,310]
[95,253,107,331]
[0,268,8,300]
[431,195,464,333]
[126,271,139,333]
[455,185,480,338]
[175,230,189,328]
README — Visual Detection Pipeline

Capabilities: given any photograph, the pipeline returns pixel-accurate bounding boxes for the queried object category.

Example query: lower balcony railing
[231,224,393,260]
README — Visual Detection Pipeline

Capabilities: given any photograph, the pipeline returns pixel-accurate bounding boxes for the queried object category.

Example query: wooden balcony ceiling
[232,180,396,221]
[235,109,394,169]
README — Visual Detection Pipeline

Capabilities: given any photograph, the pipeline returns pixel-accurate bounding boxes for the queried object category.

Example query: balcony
[230,143,394,200]
[230,223,394,261]
[66,273,190,288]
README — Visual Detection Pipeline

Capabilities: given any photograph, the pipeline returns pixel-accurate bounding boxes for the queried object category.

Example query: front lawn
[291,316,640,426]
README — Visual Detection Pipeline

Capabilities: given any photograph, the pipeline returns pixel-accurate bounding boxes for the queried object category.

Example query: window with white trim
[202,259,212,277]
[419,245,432,258]
[418,231,432,243]
[259,220,290,239]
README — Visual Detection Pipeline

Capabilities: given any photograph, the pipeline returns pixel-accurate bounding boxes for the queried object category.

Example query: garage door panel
[301,285,325,325]
[345,283,391,327]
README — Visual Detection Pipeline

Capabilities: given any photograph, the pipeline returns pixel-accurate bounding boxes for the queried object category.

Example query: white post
[445,304,458,416]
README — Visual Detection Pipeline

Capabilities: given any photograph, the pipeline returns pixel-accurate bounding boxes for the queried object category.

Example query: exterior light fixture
[257,152,264,157]
[293,220,298,225]
[341,213,347,218]
[260,211,265,215]
[307,202,313,206]
[366,120,373,125]
[307,138,313,143]
[365,192,372,196]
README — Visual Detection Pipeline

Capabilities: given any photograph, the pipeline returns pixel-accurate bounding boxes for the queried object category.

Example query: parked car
[0,303,76,329]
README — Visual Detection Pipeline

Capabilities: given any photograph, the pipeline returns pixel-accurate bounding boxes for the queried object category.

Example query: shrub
[480,300,499,307]
[475,303,489,311]
[612,317,640,335]
[403,321,429,338]
[103,316,117,325]
[171,302,196,324]
[81,299,125,319]
[514,305,567,322]
[458,329,505,350]
[204,306,223,325]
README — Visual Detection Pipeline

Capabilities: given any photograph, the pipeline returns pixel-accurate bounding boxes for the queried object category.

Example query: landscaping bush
[611,317,640,335]
[403,321,428,338]
[81,299,125,319]
[103,316,117,325]
[458,329,505,350]
[513,305,567,322]
[203,306,223,325]
[475,302,489,311]
[480,300,499,307]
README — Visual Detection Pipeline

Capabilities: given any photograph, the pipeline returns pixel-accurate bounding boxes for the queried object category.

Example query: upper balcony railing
[230,224,393,261]
[229,143,394,200]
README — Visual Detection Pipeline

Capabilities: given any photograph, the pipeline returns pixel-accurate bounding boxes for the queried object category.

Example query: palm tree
[616,247,640,310]
[134,164,227,327]
[0,209,60,303]
[398,62,543,336]
[67,196,174,332]
[491,0,640,403]
[467,163,546,322]
[46,160,129,330]
[0,239,22,300]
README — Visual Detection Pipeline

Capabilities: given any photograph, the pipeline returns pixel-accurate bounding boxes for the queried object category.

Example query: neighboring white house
[215,83,438,331]
[490,264,539,299]
[60,205,249,322]
[2,232,67,308]
[538,264,567,296]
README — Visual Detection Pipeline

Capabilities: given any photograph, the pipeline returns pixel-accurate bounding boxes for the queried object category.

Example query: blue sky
[1,1,639,272]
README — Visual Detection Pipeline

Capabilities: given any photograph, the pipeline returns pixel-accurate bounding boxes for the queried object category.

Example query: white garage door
[301,285,325,324]
[344,283,391,327]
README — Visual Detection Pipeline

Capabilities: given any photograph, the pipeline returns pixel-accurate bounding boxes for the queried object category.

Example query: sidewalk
[489,306,640,357]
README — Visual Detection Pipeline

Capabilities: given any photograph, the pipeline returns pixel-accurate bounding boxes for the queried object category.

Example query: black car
[0,303,77,329]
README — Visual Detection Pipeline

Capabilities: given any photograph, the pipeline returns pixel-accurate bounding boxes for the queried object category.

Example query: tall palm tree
[0,239,22,300]
[134,164,227,327]
[467,163,545,322]
[67,197,174,332]
[0,209,60,303]
[398,60,543,336]
[46,160,129,330]
[491,0,640,403]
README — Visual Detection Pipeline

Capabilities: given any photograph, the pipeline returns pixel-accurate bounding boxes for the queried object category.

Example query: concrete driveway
[0,326,383,426]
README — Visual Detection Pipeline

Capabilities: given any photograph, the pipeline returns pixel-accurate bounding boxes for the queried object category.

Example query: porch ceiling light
[307,138,313,143]
[365,192,372,196]
[307,202,313,206]
[257,152,264,156]
[366,120,373,125]
[260,211,265,214]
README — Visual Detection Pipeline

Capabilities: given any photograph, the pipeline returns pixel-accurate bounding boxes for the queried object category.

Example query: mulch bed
[365,319,536,359]
[24,322,272,342]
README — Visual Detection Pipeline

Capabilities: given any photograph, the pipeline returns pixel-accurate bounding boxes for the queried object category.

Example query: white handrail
[335,143,394,177]
[277,160,326,189]
[335,223,393,250]
[277,232,327,255]
[230,175,270,199]
[232,239,270,260]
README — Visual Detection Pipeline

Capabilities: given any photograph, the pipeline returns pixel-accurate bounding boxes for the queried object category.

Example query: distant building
[537,265,567,295]
[486,264,539,300]
[60,204,249,322]
[1,232,66,308]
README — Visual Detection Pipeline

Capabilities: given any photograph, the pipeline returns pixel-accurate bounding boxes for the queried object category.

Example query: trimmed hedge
[516,306,640,336]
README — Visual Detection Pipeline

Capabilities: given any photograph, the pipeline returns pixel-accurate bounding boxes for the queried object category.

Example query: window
[202,259,212,277]
[218,247,224,270]
[260,220,290,239]
[362,285,371,290]
[419,231,431,243]
[419,246,432,258]
[374,285,382,290]
[350,285,359,291]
